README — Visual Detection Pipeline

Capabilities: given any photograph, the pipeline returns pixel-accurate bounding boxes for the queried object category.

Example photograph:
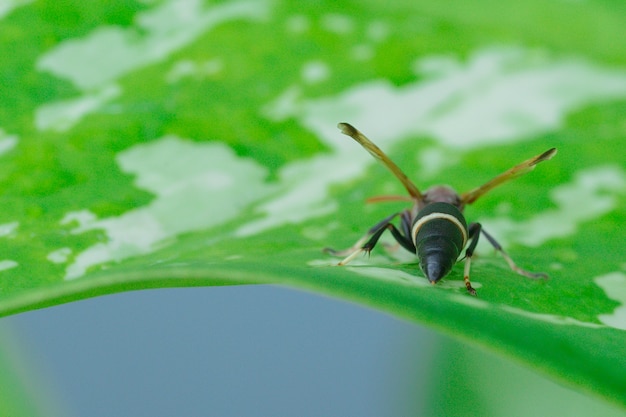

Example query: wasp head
[423,185,463,210]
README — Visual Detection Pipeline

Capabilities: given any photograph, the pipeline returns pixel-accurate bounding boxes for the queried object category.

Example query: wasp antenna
[338,122,358,137]
[533,148,558,165]
[461,147,557,205]
[337,122,424,202]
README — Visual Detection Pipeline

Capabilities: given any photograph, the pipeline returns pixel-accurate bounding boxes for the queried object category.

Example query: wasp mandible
[325,122,557,295]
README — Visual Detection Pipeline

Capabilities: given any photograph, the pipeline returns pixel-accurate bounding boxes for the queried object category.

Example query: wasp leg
[480,227,548,280]
[324,211,415,266]
[400,210,412,240]
[386,216,416,254]
[324,212,401,264]
[462,223,481,296]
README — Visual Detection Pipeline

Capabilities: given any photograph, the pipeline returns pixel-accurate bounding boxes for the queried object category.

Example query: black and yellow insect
[325,122,557,295]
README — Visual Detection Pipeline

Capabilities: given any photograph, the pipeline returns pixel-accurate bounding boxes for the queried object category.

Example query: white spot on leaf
[0,260,18,271]
[481,165,626,248]
[301,61,330,84]
[0,129,18,156]
[166,58,223,83]
[47,248,72,264]
[35,84,121,132]
[0,0,33,20]
[320,14,354,34]
[64,136,275,280]
[595,272,626,330]
[276,46,626,149]
[37,0,267,90]
[0,222,18,237]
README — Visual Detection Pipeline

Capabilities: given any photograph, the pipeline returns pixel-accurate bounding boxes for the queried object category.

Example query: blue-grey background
[2,285,435,417]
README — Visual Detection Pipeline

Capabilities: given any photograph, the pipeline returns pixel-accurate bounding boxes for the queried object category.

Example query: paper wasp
[325,122,557,295]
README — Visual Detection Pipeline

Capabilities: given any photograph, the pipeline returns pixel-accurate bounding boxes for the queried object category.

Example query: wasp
[325,122,557,295]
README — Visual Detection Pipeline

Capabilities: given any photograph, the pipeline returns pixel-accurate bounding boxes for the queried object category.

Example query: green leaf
[423,338,626,417]
[0,326,63,416]
[1,0,626,410]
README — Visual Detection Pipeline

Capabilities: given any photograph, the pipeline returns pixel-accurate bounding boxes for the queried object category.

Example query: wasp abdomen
[411,203,468,283]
